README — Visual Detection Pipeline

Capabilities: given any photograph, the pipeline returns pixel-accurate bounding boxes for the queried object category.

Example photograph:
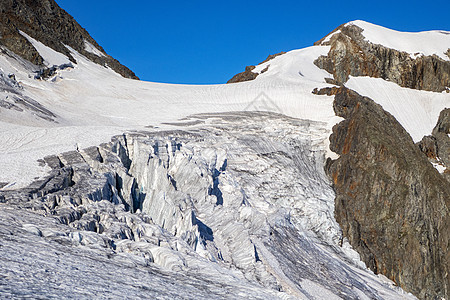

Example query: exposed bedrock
[227,52,286,83]
[314,24,450,92]
[325,87,450,299]
[432,109,450,170]
[0,0,138,79]
[417,108,450,181]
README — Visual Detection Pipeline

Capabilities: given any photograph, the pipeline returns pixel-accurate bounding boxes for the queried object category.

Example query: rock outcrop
[324,87,450,299]
[227,65,259,83]
[432,109,450,169]
[418,108,450,181]
[0,0,138,79]
[227,52,285,83]
[314,23,450,92]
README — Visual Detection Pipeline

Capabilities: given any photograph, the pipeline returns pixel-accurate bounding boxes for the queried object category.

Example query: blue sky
[56,0,449,84]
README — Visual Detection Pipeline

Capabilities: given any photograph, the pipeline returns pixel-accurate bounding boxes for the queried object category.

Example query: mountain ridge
[0,0,138,79]
[228,20,450,92]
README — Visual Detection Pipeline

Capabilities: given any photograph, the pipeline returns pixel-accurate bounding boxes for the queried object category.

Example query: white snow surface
[348,20,450,61]
[321,29,341,44]
[0,45,342,189]
[432,162,446,174]
[346,76,449,142]
[19,31,71,67]
[1,28,448,192]
[84,40,106,57]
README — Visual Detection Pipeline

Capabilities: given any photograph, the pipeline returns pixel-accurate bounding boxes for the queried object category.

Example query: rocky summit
[314,22,450,93]
[0,2,449,299]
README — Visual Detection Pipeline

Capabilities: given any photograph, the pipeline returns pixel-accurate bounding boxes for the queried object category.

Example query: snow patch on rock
[346,76,450,142]
[84,40,106,57]
[19,31,71,67]
[348,20,450,61]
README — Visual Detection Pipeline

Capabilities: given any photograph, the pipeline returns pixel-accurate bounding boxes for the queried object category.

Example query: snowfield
[346,76,449,143]
[0,20,448,299]
[348,20,450,61]
[0,43,342,189]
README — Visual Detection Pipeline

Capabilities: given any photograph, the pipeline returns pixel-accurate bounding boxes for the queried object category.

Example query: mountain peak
[317,20,450,61]
[0,0,138,79]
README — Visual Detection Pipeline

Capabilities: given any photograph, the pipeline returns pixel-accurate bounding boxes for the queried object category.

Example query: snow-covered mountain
[0,2,449,299]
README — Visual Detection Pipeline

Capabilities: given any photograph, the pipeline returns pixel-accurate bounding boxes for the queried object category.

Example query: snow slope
[348,20,450,60]
[84,40,106,57]
[346,76,449,142]
[20,31,71,67]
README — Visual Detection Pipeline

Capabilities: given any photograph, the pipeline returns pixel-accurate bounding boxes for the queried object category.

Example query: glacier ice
[0,112,414,299]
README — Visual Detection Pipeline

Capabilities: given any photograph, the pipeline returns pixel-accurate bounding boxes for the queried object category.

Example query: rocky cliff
[322,87,450,299]
[0,0,138,79]
[431,109,450,172]
[314,23,450,92]
[418,108,450,182]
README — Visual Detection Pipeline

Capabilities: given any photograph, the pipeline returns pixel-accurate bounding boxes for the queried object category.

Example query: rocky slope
[310,22,450,299]
[0,0,138,79]
[320,87,449,299]
[314,21,450,92]
[418,108,450,181]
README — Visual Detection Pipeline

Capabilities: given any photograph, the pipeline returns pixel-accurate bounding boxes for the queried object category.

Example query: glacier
[0,112,414,299]
[1,18,448,299]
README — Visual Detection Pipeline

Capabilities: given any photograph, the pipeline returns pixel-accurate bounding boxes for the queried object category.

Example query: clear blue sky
[56,0,449,84]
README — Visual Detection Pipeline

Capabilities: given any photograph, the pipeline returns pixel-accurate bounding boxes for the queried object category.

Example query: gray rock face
[0,112,411,299]
[417,135,439,160]
[314,24,450,92]
[432,109,450,170]
[324,87,450,299]
[0,0,138,79]
[418,109,450,181]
